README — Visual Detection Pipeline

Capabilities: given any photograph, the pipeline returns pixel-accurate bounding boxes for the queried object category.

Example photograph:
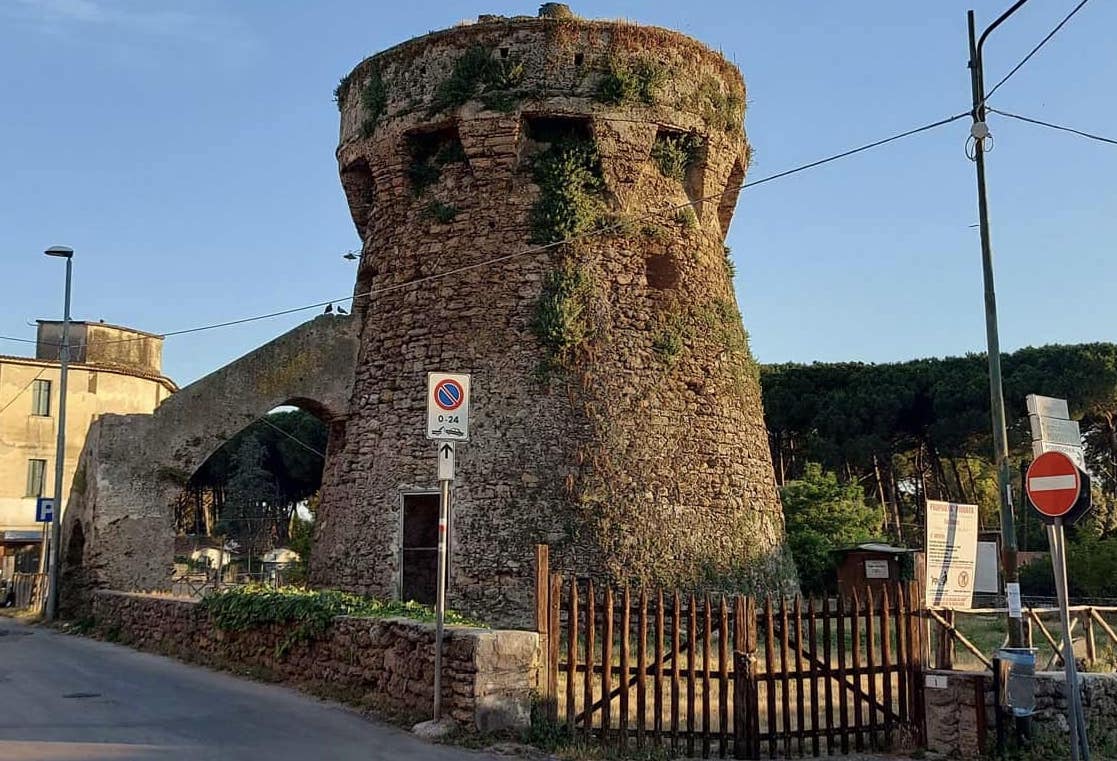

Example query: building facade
[0,322,175,577]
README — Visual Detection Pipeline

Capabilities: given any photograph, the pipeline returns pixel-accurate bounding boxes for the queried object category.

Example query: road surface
[0,616,501,761]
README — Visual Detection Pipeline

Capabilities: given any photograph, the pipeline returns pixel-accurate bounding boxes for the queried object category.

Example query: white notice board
[924,500,979,608]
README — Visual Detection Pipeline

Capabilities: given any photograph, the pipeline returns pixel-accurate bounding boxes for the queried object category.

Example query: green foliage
[423,200,459,223]
[652,327,683,363]
[595,56,665,106]
[406,134,467,197]
[201,585,480,658]
[530,137,605,244]
[650,132,704,181]
[407,161,441,196]
[723,245,736,278]
[675,207,698,230]
[333,73,352,111]
[533,262,596,364]
[781,463,883,594]
[521,694,570,752]
[358,68,387,138]
[1019,532,1117,598]
[696,76,744,133]
[429,46,525,115]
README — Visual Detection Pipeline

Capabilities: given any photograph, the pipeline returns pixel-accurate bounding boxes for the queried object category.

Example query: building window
[26,459,47,497]
[31,379,51,416]
[87,371,98,394]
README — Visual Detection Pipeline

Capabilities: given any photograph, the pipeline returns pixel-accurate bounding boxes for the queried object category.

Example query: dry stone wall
[925,668,1117,756]
[90,590,536,732]
[314,9,794,628]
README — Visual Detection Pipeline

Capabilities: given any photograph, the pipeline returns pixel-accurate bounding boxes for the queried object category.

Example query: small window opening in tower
[520,114,593,163]
[500,47,510,59]
[404,124,468,195]
[573,52,585,67]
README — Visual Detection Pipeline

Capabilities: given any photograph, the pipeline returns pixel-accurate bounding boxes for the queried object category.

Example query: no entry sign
[1025,451,1090,525]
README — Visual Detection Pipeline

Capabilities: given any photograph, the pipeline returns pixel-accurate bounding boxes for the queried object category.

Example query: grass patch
[595,56,665,106]
[675,207,698,230]
[652,327,684,363]
[334,72,352,111]
[723,245,736,278]
[696,76,743,134]
[201,585,479,658]
[533,262,596,364]
[406,131,467,197]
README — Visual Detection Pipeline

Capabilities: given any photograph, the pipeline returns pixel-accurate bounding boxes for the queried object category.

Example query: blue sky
[1,0,1113,385]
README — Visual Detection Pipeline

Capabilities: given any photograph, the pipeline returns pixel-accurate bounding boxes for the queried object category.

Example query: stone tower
[313,7,795,624]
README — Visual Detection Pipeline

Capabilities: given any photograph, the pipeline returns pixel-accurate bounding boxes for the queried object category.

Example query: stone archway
[59,315,359,610]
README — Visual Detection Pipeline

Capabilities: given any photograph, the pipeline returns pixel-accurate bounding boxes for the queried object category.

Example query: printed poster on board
[924,500,979,608]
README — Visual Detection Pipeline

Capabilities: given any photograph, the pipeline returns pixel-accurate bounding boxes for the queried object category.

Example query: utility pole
[43,245,74,622]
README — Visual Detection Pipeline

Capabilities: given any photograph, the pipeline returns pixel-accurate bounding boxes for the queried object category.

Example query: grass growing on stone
[359,68,388,138]
[533,262,596,363]
[201,585,478,657]
[530,137,605,244]
[650,132,703,182]
[429,45,525,116]
[595,56,665,106]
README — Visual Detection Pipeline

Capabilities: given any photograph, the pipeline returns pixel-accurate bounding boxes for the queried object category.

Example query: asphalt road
[0,616,501,761]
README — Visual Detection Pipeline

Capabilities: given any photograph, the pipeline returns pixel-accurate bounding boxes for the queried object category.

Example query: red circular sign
[433,379,464,411]
[1025,451,1082,518]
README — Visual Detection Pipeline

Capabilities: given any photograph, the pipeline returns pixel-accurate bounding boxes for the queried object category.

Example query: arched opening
[172,404,328,594]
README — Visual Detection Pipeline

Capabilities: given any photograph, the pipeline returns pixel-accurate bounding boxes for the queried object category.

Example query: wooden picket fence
[534,547,925,759]
[11,572,46,609]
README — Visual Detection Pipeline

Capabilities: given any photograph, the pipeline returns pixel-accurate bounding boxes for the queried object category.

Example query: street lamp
[43,245,73,622]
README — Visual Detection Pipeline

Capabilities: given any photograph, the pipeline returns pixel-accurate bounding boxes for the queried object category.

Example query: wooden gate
[535,547,926,759]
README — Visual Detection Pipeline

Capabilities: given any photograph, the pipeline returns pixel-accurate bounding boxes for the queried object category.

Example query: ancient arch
[60,315,358,611]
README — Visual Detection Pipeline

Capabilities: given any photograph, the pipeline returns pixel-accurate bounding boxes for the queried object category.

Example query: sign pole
[1049,519,1087,760]
[433,463,451,722]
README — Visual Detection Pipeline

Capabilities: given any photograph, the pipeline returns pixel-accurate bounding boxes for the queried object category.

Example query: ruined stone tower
[313,7,794,624]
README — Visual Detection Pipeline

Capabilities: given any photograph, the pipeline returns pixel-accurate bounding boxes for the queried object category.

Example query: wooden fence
[11,572,46,609]
[930,604,1117,671]
[534,547,925,759]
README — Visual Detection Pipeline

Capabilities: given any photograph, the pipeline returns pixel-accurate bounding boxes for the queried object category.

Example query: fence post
[1083,609,1097,667]
[935,609,955,670]
[534,544,552,707]
[733,651,758,760]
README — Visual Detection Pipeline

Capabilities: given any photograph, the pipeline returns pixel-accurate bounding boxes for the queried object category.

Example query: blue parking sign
[35,497,54,523]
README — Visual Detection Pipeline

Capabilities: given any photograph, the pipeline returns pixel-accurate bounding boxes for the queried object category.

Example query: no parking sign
[425,372,470,441]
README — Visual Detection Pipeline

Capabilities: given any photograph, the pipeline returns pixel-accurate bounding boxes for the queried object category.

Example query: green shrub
[675,207,698,230]
[697,76,743,133]
[429,46,524,115]
[652,327,684,363]
[333,73,352,111]
[424,200,459,223]
[358,68,388,138]
[407,134,467,197]
[650,132,704,181]
[595,57,665,106]
[723,245,736,278]
[530,137,605,244]
[533,263,594,360]
[201,585,479,657]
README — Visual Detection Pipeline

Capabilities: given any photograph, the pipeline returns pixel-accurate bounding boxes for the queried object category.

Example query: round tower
[314,8,795,624]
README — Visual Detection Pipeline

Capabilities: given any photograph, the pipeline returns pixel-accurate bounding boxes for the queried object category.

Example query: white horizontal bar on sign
[1029,475,1077,492]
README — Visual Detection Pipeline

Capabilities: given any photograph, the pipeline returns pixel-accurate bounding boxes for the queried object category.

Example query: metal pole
[433,474,450,721]
[1049,521,1087,760]
[45,255,72,622]
[968,7,1025,651]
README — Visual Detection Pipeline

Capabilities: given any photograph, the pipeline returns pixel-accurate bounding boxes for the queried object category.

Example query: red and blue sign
[433,379,465,411]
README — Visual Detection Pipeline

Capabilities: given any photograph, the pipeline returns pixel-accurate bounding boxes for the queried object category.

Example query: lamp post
[44,245,73,622]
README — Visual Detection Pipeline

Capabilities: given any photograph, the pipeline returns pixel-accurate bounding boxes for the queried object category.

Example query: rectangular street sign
[1033,440,1086,470]
[426,372,470,441]
[1026,394,1070,420]
[437,442,455,481]
[35,497,54,523]
[1029,414,1081,447]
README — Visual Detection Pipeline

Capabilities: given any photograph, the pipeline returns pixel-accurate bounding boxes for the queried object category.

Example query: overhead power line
[2,110,968,351]
[989,108,1117,147]
[982,0,1092,104]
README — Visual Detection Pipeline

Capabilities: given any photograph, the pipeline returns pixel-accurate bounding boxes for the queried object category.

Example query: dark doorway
[400,493,440,604]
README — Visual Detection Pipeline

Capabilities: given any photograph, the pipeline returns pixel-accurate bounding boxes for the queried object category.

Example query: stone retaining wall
[90,590,536,732]
[925,668,1117,756]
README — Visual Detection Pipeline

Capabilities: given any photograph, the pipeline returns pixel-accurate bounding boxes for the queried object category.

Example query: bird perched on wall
[324,303,334,314]
[337,306,348,315]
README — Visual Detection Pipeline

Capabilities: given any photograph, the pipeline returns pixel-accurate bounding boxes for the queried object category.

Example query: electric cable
[2,111,969,350]
[989,107,1117,147]
[981,0,1091,105]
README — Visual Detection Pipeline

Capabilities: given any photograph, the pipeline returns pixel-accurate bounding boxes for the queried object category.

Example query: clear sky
[1,1,1113,386]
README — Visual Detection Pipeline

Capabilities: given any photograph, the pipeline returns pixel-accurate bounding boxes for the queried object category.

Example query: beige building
[0,321,175,576]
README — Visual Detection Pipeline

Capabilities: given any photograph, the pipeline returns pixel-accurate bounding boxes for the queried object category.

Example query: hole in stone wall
[646,254,681,290]
[500,47,510,59]
[718,158,746,236]
[339,158,377,235]
[574,52,585,67]
[520,114,593,164]
[405,124,468,196]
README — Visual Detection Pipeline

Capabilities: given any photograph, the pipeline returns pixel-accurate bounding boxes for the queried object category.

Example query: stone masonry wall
[925,668,1117,756]
[314,9,794,628]
[90,590,536,732]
